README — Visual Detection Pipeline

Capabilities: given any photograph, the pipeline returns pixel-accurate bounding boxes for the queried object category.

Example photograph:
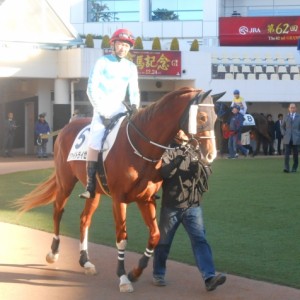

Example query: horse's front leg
[79,194,100,275]
[113,201,134,292]
[127,199,160,282]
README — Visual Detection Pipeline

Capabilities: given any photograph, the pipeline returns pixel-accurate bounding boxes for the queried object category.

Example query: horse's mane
[134,87,201,123]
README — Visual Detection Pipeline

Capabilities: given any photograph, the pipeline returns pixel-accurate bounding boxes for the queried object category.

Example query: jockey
[79,28,140,199]
[230,89,247,115]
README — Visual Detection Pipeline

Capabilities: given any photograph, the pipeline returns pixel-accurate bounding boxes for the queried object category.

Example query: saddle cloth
[67,116,125,162]
[243,114,255,126]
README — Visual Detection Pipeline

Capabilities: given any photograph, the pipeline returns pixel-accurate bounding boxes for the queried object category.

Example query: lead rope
[126,121,181,163]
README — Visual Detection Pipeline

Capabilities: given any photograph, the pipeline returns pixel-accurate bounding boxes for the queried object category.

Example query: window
[87,0,139,22]
[150,0,203,21]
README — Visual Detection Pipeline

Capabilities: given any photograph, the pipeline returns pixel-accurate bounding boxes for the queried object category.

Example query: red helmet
[110,29,135,47]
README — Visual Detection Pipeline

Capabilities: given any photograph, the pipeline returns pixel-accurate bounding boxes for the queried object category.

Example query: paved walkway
[0,155,299,300]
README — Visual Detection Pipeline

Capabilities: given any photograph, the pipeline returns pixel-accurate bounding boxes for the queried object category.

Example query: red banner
[104,49,181,76]
[130,50,181,76]
[219,16,300,46]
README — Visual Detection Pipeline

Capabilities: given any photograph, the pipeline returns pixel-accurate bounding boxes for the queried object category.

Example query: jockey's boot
[79,161,98,199]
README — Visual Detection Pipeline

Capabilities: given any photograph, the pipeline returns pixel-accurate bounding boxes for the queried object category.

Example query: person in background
[230,89,247,115]
[152,130,226,291]
[2,112,17,157]
[35,113,51,158]
[266,114,275,155]
[69,109,81,122]
[274,113,283,155]
[79,28,140,199]
[227,105,249,159]
[281,103,300,173]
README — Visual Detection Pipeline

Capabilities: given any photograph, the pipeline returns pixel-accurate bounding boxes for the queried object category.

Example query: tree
[190,39,199,51]
[152,8,179,21]
[101,35,110,49]
[85,34,94,48]
[89,0,119,22]
[152,37,161,50]
[134,36,144,50]
[170,38,179,50]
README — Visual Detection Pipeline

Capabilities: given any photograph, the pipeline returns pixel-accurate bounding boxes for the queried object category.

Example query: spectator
[281,103,300,173]
[35,113,51,158]
[230,89,247,115]
[2,112,17,157]
[69,109,82,122]
[152,130,226,292]
[274,113,283,155]
[266,114,275,155]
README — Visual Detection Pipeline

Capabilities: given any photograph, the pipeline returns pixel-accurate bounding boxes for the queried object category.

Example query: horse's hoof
[46,252,59,263]
[119,274,134,293]
[120,283,134,293]
[84,261,97,275]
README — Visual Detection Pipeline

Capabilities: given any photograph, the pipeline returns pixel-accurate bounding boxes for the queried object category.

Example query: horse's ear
[195,89,212,104]
[211,92,226,103]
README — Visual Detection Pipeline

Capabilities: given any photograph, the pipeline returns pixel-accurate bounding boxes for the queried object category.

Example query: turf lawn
[0,157,299,288]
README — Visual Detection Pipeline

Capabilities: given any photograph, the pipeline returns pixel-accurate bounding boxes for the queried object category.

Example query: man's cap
[233,89,240,95]
[232,104,240,110]
[39,113,46,118]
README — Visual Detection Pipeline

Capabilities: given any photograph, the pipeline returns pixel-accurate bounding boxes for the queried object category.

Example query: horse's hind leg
[46,181,76,264]
[78,193,100,275]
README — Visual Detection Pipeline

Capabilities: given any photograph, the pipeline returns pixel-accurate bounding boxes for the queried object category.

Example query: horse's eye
[198,115,206,122]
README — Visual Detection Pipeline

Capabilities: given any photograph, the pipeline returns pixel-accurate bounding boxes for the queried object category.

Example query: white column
[37,79,54,153]
[203,0,219,46]
[54,78,69,104]
[140,0,150,22]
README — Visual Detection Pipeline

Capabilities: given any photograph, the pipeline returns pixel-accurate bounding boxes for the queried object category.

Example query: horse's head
[214,101,230,122]
[180,90,226,164]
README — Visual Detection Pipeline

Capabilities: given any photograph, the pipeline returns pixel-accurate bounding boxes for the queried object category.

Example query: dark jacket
[267,120,275,140]
[4,119,17,137]
[274,120,283,139]
[35,120,50,137]
[229,112,244,133]
[160,145,211,209]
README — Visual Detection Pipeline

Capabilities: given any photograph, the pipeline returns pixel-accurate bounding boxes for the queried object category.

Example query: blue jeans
[228,133,248,157]
[228,135,237,157]
[153,206,216,281]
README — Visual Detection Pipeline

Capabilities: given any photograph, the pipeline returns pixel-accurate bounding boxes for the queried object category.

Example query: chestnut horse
[15,87,224,292]
[215,102,271,155]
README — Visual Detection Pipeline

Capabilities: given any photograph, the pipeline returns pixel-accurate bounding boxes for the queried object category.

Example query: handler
[152,130,226,291]
[79,28,140,199]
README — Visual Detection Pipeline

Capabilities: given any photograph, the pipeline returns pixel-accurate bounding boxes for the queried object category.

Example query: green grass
[0,157,299,289]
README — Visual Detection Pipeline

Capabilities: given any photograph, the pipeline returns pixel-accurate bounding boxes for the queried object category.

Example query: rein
[126,120,180,163]
[126,119,213,163]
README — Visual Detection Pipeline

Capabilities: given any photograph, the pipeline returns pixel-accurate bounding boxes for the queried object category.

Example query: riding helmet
[110,29,135,47]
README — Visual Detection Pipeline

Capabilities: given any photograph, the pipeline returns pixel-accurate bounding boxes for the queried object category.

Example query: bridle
[125,101,216,163]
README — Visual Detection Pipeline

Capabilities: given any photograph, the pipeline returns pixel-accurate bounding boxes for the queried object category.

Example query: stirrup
[79,190,95,199]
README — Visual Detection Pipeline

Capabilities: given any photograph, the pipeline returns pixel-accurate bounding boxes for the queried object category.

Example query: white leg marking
[80,227,88,251]
[119,274,134,293]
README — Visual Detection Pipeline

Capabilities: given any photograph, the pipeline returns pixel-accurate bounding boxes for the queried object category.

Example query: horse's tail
[13,171,57,214]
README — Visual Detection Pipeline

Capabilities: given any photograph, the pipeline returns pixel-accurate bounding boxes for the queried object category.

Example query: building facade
[0,0,300,153]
